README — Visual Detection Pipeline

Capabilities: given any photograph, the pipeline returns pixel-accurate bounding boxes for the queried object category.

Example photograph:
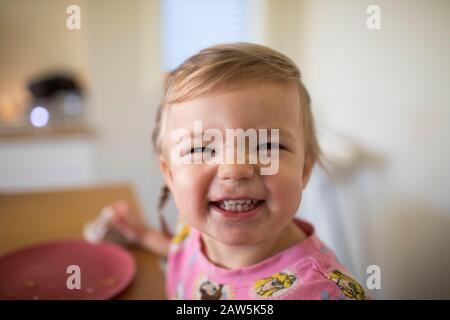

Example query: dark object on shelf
[25,73,86,127]
[28,74,83,98]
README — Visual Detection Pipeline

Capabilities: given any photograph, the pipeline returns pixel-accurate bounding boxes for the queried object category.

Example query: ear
[159,155,174,190]
[301,155,315,189]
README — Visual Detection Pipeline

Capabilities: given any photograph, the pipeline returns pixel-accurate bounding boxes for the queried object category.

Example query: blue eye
[190,147,215,154]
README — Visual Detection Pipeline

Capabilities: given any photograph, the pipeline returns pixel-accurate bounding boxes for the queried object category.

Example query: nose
[218,163,255,181]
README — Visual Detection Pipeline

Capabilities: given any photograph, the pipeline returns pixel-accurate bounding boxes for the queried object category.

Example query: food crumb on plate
[102,277,117,287]
[24,280,37,289]
[85,287,95,294]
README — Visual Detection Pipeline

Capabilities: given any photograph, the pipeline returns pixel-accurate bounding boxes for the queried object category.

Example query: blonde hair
[151,43,321,234]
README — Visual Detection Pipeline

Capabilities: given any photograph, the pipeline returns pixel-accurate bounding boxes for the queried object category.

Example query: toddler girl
[110,43,366,300]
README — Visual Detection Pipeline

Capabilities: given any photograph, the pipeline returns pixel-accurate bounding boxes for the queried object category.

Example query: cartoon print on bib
[193,275,234,300]
[328,270,367,300]
[254,271,297,298]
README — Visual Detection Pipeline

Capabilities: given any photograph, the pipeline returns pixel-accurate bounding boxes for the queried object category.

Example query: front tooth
[222,199,257,206]
[218,200,260,212]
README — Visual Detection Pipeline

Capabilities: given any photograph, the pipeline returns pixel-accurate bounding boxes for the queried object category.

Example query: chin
[212,229,262,247]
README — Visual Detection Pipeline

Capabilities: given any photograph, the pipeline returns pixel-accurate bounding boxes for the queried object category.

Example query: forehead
[166,83,302,132]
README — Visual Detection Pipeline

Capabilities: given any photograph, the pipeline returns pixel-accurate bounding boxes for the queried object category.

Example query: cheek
[265,161,303,214]
[170,166,211,212]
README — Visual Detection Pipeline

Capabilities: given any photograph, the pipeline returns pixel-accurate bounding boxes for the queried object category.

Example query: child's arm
[109,201,171,257]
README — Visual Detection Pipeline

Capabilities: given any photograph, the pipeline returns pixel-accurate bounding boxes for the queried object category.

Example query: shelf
[0,123,95,140]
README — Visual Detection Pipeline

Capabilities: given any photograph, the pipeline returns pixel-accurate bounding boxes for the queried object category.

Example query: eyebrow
[182,128,296,141]
[277,129,296,140]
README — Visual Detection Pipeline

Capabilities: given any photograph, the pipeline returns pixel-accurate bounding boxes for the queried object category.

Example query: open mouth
[210,199,264,213]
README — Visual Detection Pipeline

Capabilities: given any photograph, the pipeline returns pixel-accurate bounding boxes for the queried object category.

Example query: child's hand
[109,201,150,244]
[109,201,171,257]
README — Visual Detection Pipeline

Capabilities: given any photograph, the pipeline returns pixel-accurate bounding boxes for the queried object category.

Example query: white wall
[0,0,90,109]
[0,0,97,191]
[0,138,96,190]
[265,0,450,299]
[0,0,167,226]
[81,0,167,225]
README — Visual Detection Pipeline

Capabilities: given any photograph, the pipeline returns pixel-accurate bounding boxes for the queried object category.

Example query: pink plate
[0,239,135,300]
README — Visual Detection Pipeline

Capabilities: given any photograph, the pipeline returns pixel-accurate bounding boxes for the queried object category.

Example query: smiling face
[159,83,314,247]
